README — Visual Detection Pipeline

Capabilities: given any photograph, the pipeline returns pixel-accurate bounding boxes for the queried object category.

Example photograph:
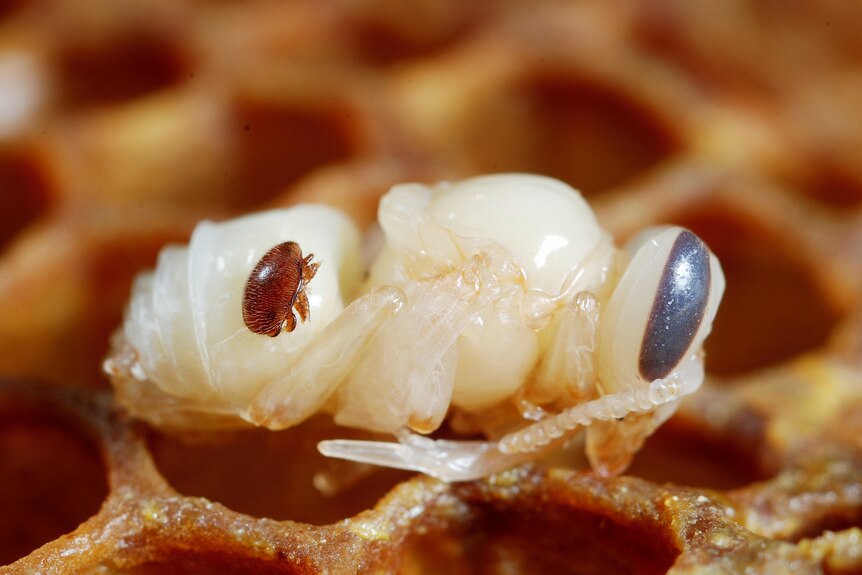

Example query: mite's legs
[294,290,310,323]
[302,254,319,282]
[284,309,297,333]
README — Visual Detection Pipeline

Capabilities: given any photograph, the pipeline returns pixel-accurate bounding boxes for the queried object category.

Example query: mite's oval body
[242,241,319,337]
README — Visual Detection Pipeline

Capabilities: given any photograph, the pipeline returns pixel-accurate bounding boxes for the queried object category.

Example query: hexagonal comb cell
[1,1,862,573]
[0,145,52,255]
[0,0,24,21]
[123,554,314,575]
[55,33,190,108]
[148,420,412,525]
[400,505,678,575]
[626,417,769,490]
[342,0,484,66]
[0,384,108,565]
[462,77,681,195]
[679,207,842,378]
[228,82,365,210]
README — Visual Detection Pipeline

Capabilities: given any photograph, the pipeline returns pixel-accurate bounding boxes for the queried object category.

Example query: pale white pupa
[105,174,725,481]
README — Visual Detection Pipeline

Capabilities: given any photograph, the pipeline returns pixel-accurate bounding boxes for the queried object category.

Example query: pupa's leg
[312,458,378,497]
[582,353,707,476]
[585,400,678,477]
[318,249,533,481]
[497,355,704,455]
[317,287,601,481]
[522,291,600,413]
[318,361,693,483]
[247,286,405,429]
[319,429,536,482]
[318,319,703,481]
[331,248,522,435]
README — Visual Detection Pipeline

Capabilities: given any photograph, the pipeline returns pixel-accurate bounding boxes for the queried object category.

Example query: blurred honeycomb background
[2,1,862,573]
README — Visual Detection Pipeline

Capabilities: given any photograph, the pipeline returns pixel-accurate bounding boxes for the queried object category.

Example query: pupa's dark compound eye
[639,230,711,380]
[598,227,725,393]
[242,241,320,337]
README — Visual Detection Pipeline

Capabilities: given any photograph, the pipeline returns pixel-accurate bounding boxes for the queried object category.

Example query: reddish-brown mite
[242,241,320,337]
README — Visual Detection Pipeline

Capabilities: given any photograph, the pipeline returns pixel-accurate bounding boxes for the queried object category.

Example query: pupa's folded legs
[496,368,696,454]
[521,291,600,416]
[316,290,599,482]
[247,286,405,429]
[318,357,702,482]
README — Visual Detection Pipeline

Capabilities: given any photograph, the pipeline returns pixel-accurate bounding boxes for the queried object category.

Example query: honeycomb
[2,1,862,573]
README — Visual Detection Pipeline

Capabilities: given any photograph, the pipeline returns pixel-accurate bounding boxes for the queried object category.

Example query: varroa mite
[242,241,320,337]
